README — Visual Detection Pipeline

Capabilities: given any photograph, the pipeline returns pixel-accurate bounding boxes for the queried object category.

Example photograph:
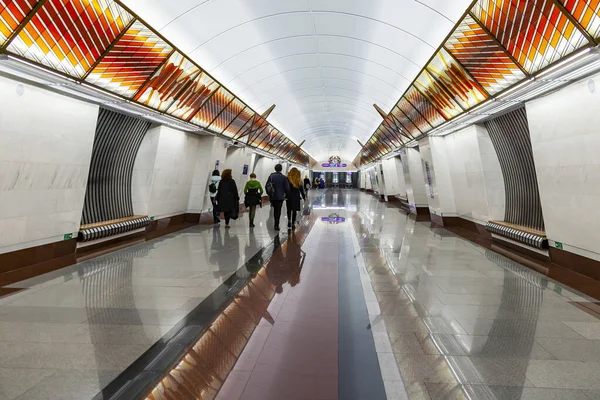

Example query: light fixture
[536,47,595,79]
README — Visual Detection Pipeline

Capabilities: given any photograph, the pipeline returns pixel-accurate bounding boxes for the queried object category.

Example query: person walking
[265,164,290,231]
[286,167,306,231]
[209,170,221,224]
[303,176,311,193]
[215,169,239,229]
[244,173,263,228]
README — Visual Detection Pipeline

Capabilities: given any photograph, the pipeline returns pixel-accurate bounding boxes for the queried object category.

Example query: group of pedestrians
[209,164,308,231]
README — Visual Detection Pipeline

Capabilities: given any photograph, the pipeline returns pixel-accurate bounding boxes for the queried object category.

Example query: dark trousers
[224,210,232,225]
[211,198,219,222]
[272,200,284,228]
[249,205,257,225]
[287,209,298,226]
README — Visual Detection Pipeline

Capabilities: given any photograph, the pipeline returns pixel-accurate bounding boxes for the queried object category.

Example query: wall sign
[322,163,347,168]
[215,160,220,170]
[424,161,435,199]
[242,164,249,175]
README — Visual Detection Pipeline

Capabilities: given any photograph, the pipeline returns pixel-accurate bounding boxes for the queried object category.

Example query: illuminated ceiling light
[536,47,596,79]
[497,80,533,99]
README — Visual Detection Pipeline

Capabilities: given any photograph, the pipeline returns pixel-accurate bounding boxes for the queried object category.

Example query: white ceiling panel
[121,0,475,161]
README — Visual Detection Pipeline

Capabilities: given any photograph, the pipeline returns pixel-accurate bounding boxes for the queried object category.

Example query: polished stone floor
[1,190,600,399]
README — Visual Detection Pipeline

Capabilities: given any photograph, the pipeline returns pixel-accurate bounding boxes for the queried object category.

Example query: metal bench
[485,220,548,250]
[79,216,151,242]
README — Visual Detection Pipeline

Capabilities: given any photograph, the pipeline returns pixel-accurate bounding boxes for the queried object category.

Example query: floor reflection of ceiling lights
[321,214,346,224]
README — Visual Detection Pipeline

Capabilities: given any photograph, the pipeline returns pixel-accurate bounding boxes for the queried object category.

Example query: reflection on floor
[0,190,599,399]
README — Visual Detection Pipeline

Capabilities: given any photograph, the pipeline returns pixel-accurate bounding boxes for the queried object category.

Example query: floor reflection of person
[285,232,305,287]
[210,228,240,287]
[266,233,306,294]
[245,230,264,277]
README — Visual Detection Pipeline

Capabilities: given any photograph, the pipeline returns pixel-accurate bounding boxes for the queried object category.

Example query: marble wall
[132,125,203,219]
[445,125,505,224]
[0,75,99,253]
[187,136,226,214]
[401,148,428,211]
[526,72,600,257]
[418,136,457,217]
[381,157,406,197]
[254,156,278,186]
[224,146,254,197]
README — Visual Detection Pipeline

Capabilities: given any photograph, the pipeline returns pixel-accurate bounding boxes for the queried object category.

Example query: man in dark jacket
[266,164,290,231]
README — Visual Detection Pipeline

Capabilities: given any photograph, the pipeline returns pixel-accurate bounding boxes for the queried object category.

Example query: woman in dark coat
[286,167,306,231]
[215,169,239,228]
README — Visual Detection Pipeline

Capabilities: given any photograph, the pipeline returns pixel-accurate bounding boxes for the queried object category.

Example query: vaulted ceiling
[120,0,474,161]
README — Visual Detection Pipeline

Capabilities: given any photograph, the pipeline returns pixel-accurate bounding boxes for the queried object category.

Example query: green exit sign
[555,241,564,250]
[554,285,563,294]
[63,233,73,240]
[150,216,155,221]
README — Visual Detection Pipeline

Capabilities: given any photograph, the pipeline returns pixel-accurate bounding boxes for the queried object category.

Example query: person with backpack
[286,167,306,231]
[244,173,263,228]
[209,170,221,224]
[265,164,290,231]
[215,169,240,228]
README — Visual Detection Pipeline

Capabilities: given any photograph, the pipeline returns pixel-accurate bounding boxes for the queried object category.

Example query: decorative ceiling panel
[191,86,234,128]
[241,114,269,142]
[396,97,432,133]
[166,71,219,121]
[426,47,489,109]
[252,126,275,149]
[224,107,254,140]
[472,0,589,73]
[445,14,526,95]
[405,87,446,128]
[85,20,172,97]
[6,0,132,78]
[380,118,404,144]
[0,0,36,45]
[414,70,463,119]
[390,106,422,138]
[134,51,200,111]
[209,97,246,136]
[558,0,600,39]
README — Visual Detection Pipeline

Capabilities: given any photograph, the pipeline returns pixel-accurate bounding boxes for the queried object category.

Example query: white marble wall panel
[477,125,505,221]
[430,136,457,215]
[254,156,278,185]
[375,163,386,195]
[526,72,600,255]
[224,146,254,197]
[132,126,160,216]
[394,157,407,197]
[381,157,406,197]
[445,125,504,224]
[367,168,378,192]
[0,75,99,252]
[418,137,457,216]
[187,136,224,213]
[404,148,428,209]
[142,126,202,219]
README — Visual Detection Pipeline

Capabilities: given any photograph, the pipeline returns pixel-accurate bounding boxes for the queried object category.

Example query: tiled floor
[352,191,600,400]
[1,189,600,399]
